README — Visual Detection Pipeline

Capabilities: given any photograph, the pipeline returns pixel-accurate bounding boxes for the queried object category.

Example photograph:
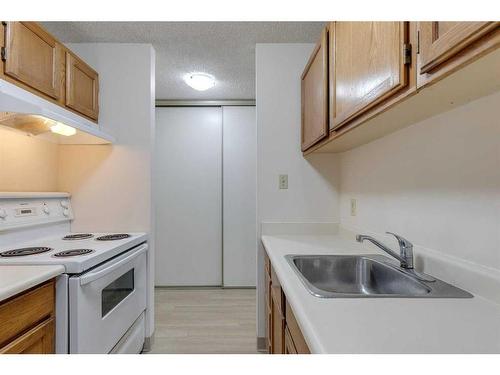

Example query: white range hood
[0,78,115,144]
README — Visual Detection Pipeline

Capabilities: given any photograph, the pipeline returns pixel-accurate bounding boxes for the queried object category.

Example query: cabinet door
[3,22,62,99]
[66,51,99,120]
[301,26,329,151]
[271,296,285,354]
[284,327,297,354]
[0,318,54,354]
[419,22,499,74]
[331,22,409,129]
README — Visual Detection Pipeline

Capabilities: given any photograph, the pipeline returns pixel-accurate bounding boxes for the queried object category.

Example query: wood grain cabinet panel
[285,300,310,354]
[66,51,99,120]
[271,294,285,354]
[0,319,54,354]
[3,21,62,99]
[265,256,310,354]
[0,280,55,354]
[284,327,297,354]
[418,22,499,74]
[330,21,410,130]
[301,26,329,151]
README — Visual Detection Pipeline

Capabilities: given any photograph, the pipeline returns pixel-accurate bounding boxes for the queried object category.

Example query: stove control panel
[0,194,73,230]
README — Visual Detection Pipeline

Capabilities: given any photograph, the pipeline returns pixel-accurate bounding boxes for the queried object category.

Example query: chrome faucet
[356,232,414,269]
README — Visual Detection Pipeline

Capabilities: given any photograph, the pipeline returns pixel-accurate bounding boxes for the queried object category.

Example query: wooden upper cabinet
[301,26,329,151]
[330,22,410,130]
[66,51,99,120]
[418,22,499,74]
[3,22,62,99]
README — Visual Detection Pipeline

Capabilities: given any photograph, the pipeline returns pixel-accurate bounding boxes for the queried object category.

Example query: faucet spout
[356,233,414,269]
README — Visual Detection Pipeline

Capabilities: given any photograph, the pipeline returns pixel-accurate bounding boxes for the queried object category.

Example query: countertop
[262,233,500,353]
[0,265,64,303]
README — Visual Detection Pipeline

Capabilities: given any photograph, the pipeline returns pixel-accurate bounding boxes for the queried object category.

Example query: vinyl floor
[149,288,260,354]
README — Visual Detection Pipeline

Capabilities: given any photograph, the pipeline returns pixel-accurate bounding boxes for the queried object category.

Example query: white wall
[256,44,340,339]
[0,127,59,191]
[340,90,500,271]
[57,44,156,340]
[223,106,257,287]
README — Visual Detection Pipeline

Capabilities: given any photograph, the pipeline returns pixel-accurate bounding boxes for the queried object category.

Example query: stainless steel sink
[286,254,473,298]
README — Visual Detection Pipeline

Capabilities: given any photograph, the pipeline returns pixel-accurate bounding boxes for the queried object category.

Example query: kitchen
[0,1,499,373]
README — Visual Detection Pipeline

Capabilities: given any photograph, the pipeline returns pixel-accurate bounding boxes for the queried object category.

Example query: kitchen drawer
[0,280,55,348]
[0,318,54,354]
[285,300,310,354]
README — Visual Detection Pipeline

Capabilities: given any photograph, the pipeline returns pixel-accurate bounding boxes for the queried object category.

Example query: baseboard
[256,336,268,353]
[142,334,154,353]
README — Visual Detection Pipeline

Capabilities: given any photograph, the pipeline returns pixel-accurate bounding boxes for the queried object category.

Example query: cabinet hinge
[403,43,412,65]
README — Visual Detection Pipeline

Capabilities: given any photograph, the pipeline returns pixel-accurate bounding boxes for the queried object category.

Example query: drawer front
[0,280,55,348]
[0,318,54,354]
[285,300,310,354]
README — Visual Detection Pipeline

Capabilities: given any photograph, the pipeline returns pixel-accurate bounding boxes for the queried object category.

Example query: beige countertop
[262,233,500,353]
[0,265,64,303]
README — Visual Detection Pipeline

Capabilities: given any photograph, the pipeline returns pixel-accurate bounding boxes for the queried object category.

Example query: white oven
[68,243,147,353]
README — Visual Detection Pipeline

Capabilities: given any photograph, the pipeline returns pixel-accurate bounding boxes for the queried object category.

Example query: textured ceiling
[42,22,325,100]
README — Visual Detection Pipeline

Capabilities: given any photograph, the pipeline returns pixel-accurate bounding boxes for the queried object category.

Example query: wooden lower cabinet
[285,300,310,354]
[0,319,54,354]
[0,280,56,354]
[265,255,310,354]
[284,327,297,354]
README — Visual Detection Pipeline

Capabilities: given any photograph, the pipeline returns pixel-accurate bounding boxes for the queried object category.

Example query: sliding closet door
[222,106,256,286]
[155,107,222,286]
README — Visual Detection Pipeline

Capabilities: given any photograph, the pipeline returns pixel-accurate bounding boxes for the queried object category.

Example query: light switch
[279,174,288,189]
[350,198,357,216]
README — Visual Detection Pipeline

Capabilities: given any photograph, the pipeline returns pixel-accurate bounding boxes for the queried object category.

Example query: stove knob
[43,205,50,215]
[63,208,70,217]
[60,200,69,209]
[0,208,7,219]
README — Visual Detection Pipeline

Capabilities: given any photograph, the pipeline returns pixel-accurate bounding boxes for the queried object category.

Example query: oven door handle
[79,244,148,286]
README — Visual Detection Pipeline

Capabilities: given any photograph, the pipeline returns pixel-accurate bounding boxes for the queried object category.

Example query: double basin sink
[286,254,472,298]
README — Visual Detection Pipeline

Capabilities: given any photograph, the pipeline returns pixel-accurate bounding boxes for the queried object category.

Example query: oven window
[102,269,135,317]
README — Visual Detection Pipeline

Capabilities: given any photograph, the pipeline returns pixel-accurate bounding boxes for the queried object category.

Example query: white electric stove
[0,192,148,354]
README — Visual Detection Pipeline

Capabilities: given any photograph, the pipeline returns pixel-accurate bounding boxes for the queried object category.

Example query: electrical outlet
[279,174,288,189]
[350,198,357,216]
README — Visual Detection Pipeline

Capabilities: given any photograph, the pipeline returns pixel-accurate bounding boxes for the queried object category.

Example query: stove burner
[0,247,53,257]
[96,234,131,241]
[53,249,95,257]
[62,233,94,240]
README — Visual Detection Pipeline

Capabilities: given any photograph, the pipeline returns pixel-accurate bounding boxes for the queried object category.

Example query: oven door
[69,243,147,353]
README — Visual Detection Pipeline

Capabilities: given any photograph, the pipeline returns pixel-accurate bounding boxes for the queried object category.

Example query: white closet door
[223,106,256,286]
[155,107,222,286]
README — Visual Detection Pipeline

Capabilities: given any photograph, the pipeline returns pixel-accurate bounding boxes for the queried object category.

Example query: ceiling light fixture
[50,122,77,136]
[183,72,216,91]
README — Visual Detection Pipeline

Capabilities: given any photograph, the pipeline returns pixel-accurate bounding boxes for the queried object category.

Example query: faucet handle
[386,232,413,249]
